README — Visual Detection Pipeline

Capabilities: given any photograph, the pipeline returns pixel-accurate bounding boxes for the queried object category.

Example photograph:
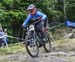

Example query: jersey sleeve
[22,14,32,27]
[37,11,47,20]
[0,32,5,39]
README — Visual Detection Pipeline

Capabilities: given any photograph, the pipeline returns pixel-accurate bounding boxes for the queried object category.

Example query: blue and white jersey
[22,11,47,27]
[0,32,4,37]
[0,31,5,39]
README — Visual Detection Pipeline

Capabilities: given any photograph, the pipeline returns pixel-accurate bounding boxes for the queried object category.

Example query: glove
[21,25,27,32]
[21,25,26,29]
[38,18,42,22]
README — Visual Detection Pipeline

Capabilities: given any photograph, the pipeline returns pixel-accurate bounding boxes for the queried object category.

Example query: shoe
[38,43,43,47]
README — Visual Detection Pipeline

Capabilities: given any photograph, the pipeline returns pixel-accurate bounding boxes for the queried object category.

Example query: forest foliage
[0,0,75,43]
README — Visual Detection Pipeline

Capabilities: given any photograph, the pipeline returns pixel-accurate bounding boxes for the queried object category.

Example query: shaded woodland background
[0,0,75,43]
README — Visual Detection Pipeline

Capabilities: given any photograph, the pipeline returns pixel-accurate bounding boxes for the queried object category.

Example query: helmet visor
[28,9,33,13]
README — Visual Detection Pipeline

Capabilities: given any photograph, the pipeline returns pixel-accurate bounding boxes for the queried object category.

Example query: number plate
[29,25,35,31]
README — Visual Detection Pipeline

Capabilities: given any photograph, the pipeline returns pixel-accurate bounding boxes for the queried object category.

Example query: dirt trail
[0,51,75,62]
[0,52,64,62]
[1,39,75,62]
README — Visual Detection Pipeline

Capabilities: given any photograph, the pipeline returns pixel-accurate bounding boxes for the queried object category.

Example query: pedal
[38,43,43,47]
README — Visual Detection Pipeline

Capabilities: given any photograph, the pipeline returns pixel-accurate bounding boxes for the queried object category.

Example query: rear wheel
[43,32,51,52]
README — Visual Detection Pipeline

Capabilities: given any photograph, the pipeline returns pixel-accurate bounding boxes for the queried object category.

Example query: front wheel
[43,32,51,52]
[24,32,39,58]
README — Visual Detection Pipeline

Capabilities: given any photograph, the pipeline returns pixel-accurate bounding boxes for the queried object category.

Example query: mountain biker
[22,4,47,45]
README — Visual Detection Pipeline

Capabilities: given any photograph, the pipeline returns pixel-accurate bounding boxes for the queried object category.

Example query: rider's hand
[21,25,24,28]
[38,18,42,22]
[21,25,27,32]
[21,25,26,29]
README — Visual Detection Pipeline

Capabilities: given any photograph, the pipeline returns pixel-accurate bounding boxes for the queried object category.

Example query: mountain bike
[23,19,52,58]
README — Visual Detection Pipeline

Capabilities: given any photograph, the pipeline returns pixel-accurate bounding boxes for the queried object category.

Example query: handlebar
[22,16,42,30]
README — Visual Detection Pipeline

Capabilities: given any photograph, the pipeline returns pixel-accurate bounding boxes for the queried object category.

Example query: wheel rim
[44,33,51,52]
[25,37,39,57]
[28,41,38,55]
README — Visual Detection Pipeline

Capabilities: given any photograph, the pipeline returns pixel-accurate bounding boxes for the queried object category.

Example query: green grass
[0,42,25,55]
[53,39,75,51]
[1,38,75,55]
[1,39,75,62]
